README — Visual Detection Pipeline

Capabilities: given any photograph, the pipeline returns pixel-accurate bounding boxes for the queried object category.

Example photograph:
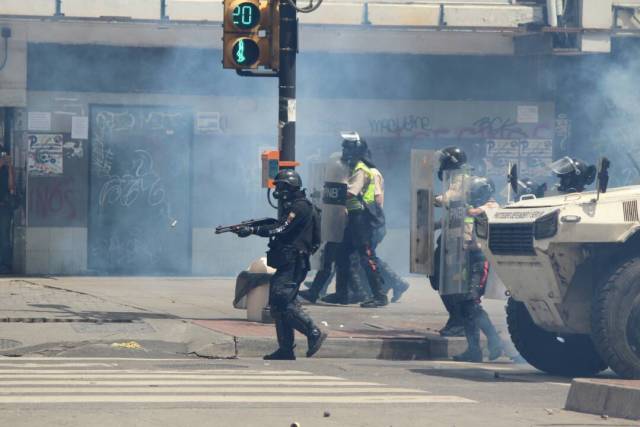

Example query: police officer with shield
[235,169,327,360]
[339,132,388,308]
[431,146,468,336]
[453,176,503,362]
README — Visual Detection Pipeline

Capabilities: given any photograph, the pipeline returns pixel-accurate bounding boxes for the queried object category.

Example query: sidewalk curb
[565,379,640,420]
[193,332,469,360]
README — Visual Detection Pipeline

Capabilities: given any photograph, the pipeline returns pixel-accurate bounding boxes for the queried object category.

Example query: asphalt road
[0,355,634,427]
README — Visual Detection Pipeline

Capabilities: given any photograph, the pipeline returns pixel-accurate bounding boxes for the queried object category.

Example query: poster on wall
[28,133,64,176]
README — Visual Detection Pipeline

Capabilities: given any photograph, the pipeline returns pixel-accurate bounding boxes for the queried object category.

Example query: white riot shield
[439,169,470,296]
[410,150,435,275]
[308,161,327,270]
[321,152,349,243]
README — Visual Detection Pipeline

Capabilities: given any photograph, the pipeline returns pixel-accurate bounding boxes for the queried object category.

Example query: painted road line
[0,374,341,380]
[0,386,427,394]
[0,370,314,375]
[0,380,380,386]
[0,395,476,404]
[0,357,197,361]
[0,363,116,368]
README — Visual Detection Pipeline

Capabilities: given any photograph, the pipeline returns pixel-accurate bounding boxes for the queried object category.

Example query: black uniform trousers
[269,250,318,351]
[460,249,501,353]
[0,205,12,271]
[306,241,339,298]
[336,210,385,301]
[430,237,465,330]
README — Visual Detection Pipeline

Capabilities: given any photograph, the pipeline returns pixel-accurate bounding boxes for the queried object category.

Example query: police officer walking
[432,146,468,336]
[453,176,504,362]
[364,149,410,302]
[235,169,327,360]
[339,132,388,308]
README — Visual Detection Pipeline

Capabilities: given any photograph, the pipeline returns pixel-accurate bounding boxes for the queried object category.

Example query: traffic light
[223,0,279,70]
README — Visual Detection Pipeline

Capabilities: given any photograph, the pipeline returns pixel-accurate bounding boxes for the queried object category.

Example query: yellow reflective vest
[346,161,376,211]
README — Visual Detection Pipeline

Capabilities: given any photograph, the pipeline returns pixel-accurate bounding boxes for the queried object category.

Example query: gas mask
[272,183,293,201]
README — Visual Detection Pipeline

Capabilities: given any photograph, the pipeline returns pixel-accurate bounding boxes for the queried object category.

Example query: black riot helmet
[550,157,597,193]
[518,177,547,198]
[340,131,368,168]
[469,176,495,208]
[272,169,303,201]
[437,146,467,181]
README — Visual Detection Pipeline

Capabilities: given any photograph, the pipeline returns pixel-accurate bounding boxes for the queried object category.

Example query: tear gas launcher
[215,218,278,234]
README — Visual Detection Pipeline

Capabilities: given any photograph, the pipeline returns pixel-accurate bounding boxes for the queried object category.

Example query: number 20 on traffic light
[223,0,279,70]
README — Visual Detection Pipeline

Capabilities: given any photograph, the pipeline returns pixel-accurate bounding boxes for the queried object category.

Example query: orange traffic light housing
[223,0,279,71]
[261,150,299,188]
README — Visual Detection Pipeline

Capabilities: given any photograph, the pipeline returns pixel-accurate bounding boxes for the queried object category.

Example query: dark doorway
[88,105,192,275]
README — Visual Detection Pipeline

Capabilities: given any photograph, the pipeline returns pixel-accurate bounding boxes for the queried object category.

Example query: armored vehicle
[479,162,640,378]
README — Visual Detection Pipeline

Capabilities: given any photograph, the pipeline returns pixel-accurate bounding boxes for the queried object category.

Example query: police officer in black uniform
[550,156,597,193]
[236,169,327,360]
[432,146,468,336]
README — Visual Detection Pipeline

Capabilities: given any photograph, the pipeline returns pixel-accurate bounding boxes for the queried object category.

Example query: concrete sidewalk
[0,276,512,360]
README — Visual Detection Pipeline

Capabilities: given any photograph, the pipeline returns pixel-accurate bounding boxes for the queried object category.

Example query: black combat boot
[285,306,327,358]
[298,289,318,304]
[263,347,296,360]
[306,328,327,358]
[321,292,349,305]
[360,295,389,308]
[264,319,296,360]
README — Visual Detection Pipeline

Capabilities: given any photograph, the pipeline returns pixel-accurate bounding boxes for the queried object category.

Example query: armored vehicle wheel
[506,298,607,377]
[592,258,640,379]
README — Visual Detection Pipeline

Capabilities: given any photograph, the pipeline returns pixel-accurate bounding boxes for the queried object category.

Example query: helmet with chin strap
[272,169,303,201]
[550,157,596,193]
[469,176,495,208]
[437,146,467,181]
[340,131,368,167]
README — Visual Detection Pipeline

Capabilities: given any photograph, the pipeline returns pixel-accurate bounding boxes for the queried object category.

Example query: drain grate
[0,339,23,350]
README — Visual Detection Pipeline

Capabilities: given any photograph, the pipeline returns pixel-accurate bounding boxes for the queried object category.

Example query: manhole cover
[0,339,23,350]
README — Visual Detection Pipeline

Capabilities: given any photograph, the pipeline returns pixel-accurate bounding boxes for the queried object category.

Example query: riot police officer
[339,132,388,308]
[236,169,327,360]
[453,176,504,362]
[432,146,468,337]
[550,156,597,193]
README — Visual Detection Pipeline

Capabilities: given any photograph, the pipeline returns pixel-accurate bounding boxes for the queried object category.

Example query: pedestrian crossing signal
[223,0,280,71]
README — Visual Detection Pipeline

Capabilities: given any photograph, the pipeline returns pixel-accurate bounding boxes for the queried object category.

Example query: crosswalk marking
[0,360,476,405]
[0,381,379,386]
[0,369,311,375]
[0,395,474,404]
[0,374,340,380]
[0,386,425,394]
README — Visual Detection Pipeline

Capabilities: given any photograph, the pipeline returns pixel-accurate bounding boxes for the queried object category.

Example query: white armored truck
[478,162,640,378]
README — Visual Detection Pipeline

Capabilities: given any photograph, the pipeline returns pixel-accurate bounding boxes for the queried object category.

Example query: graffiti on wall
[485,139,553,183]
[28,134,64,176]
[368,116,552,140]
[29,177,77,221]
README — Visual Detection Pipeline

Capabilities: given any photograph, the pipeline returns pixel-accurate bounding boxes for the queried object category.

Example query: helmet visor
[340,131,361,143]
[549,157,578,175]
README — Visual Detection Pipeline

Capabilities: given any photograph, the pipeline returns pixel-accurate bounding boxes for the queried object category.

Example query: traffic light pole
[278,0,297,168]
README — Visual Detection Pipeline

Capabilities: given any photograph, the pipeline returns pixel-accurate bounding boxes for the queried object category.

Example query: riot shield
[321,152,349,243]
[439,169,470,295]
[410,150,435,275]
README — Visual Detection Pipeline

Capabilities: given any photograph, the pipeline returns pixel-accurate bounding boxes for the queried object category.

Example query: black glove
[236,226,254,238]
